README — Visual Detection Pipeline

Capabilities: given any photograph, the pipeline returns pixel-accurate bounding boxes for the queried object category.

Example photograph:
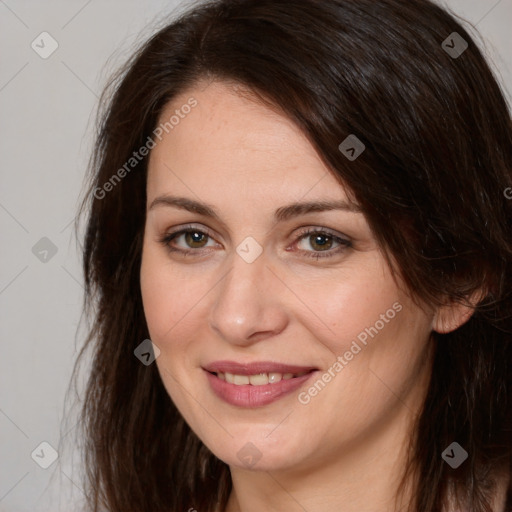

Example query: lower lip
[205,370,317,407]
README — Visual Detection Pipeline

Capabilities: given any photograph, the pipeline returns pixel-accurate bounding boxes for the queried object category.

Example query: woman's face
[140,80,436,473]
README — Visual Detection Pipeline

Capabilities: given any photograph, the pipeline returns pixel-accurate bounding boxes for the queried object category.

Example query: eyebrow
[148,195,362,222]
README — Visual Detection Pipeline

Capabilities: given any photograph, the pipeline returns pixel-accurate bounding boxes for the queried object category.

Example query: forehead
[146,80,350,203]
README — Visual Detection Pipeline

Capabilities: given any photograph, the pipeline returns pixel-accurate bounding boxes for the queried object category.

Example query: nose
[208,248,289,347]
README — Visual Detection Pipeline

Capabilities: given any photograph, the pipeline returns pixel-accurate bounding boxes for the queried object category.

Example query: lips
[203,360,318,407]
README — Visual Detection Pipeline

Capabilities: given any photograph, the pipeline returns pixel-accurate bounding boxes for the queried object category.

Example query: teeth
[268,372,282,383]
[233,374,250,385]
[249,373,269,385]
[217,371,310,385]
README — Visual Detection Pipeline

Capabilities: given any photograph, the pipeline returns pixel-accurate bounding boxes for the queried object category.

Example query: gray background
[0,1,510,510]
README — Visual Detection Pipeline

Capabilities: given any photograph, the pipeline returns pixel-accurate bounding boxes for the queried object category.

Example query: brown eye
[305,233,334,251]
[294,228,352,260]
[182,230,209,248]
[159,225,217,256]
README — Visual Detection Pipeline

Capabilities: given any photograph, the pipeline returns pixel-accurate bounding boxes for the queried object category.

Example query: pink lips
[203,360,318,407]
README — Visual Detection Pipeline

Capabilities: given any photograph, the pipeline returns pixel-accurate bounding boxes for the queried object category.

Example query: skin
[139,79,478,511]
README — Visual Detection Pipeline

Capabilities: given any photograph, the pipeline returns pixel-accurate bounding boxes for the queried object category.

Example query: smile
[215,371,310,385]
[203,361,318,407]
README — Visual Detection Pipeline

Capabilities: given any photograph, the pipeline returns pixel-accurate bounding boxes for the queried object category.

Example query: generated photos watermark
[298,301,403,405]
[93,97,198,200]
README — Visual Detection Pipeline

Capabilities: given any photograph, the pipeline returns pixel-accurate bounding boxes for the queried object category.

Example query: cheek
[298,262,402,354]
[140,245,213,350]
[140,246,178,341]
[301,263,432,407]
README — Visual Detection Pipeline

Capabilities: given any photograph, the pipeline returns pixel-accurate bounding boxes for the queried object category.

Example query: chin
[207,431,309,472]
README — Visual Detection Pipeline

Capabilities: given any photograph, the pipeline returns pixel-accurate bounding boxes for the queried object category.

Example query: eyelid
[159,224,220,253]
[294,225,350,242]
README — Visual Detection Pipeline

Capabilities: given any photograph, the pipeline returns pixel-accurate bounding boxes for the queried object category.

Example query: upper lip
[203,361,318,375]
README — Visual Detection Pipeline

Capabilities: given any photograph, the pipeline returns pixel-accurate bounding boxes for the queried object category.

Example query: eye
[292,227,352,260]
[159,224,217,256]
[158,224,352,260]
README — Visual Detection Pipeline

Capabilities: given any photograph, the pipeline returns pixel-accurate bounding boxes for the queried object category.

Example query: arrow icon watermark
[134,339,161,365]
[339,134,365,161]
[441,441,468,468]
[31,237,58,263]
[30,441,58,469]
[236,236,263,263]
[442,32,468,59]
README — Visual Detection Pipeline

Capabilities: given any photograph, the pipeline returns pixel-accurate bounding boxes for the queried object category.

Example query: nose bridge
[209,246,287,344]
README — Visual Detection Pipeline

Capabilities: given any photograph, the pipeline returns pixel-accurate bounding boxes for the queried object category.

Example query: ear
[432,290,484,334]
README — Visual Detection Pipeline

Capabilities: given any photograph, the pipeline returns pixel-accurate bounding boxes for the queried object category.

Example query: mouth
[202,361,319,407]
[208,369,312,385]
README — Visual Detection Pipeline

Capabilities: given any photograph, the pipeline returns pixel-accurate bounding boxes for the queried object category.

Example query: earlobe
[432,290,483,334]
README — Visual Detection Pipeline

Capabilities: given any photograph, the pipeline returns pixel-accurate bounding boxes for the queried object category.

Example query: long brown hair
[74,0,512,510]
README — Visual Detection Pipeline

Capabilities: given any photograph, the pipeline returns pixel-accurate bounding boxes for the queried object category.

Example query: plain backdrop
[0,1,511,510]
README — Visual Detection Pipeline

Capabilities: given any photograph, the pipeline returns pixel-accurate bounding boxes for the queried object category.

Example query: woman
[76,0,512,510]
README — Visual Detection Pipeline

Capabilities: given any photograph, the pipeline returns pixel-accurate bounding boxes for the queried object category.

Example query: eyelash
[158,224,352,260]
